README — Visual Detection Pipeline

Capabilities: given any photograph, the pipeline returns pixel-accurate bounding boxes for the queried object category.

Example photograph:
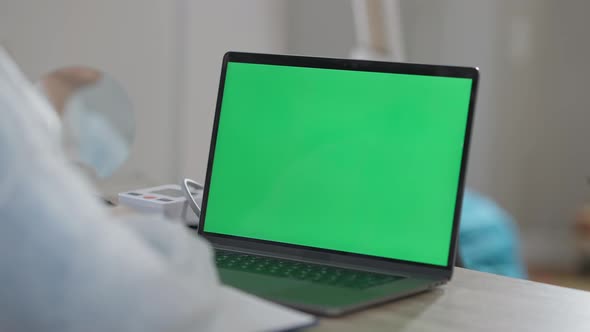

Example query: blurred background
[2,0,590,290]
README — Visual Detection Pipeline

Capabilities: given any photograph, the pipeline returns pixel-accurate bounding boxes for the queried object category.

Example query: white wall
[286,0,355,58]
[512,1,590,267]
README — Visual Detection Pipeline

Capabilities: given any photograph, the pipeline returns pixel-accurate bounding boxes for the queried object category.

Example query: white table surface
[311,268,590,332]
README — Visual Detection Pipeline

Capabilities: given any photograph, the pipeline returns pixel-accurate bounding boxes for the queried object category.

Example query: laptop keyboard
[215,249,404,289]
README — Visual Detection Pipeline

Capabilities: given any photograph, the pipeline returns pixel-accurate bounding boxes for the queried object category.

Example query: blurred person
[0,49,220,331]
[40,67,132,179]
[459,190,527,279]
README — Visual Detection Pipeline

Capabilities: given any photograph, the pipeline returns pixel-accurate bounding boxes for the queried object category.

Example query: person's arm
[0,49,220,332]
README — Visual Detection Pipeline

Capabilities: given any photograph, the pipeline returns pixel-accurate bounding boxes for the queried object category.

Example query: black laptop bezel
[197,51,478,279]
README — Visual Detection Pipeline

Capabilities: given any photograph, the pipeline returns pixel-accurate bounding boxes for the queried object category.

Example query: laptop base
[216,249,443,316]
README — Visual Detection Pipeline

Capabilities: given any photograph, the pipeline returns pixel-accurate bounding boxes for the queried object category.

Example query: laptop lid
[199,52,478,277]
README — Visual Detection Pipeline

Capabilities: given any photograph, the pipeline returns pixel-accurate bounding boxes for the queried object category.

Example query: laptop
[197,52,478,316]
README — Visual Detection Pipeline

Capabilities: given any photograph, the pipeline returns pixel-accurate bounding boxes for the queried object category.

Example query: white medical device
[118,181,203,227]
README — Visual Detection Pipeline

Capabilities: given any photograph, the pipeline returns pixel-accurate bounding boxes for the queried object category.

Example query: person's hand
[40,67,102,115]
[575,205,590,267]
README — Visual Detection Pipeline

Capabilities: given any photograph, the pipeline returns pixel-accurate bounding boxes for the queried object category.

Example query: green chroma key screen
[204,61,473,266]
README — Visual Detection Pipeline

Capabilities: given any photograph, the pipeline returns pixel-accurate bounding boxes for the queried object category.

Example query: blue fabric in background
[459,190,527,279]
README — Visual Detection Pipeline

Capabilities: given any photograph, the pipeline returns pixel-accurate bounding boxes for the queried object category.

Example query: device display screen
[203,61,473,266]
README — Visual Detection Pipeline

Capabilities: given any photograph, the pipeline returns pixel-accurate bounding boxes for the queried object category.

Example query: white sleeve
[0,49,220,332]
